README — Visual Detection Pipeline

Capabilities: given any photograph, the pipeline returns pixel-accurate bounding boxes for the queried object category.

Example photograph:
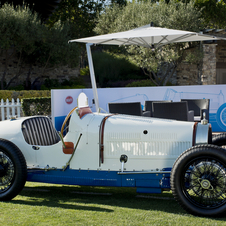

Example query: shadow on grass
[9,183,226,222]
[12,185,169,211]
[5,183,190,215]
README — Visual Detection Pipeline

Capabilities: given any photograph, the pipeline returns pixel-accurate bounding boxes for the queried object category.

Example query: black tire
[0,139,27,200]
[171,144,226,217]
[212,133,226,148]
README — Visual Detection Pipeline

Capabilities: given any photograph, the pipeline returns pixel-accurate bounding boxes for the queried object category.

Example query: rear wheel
[212,133,226,149]
[171,145,226,217]
[0,140,27,200]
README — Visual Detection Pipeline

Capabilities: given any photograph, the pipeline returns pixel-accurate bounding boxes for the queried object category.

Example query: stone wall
[0,54,80,89]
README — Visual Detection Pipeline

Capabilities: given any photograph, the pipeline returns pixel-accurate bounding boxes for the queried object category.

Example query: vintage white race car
[2,25,226,217]
[0,92,226,218]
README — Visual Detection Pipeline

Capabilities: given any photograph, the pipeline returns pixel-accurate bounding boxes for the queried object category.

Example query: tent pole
[86,43,100,112]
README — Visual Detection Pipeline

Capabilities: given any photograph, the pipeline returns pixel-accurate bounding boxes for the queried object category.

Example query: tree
[47,0,128,39]
[0,0,62,21]
[94,0,205,86]
[0,3,79,90]
[0,4,43,89]
[31,21,79,88]
[47,0,106,39]
[194,0,226,28]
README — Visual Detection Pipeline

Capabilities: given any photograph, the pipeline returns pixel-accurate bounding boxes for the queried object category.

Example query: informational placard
[51,85,226,132]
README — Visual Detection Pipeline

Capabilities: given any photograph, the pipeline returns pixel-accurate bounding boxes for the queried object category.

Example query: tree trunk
[32,53,51,89]
[163,65,177,86]
[142,68,160,86]
[25,66,32,90]
[1,49,16,90]
[5,51,23,89]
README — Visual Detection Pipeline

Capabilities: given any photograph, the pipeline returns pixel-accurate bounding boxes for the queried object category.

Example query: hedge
[21,97,51,116]
[0,90,51,101]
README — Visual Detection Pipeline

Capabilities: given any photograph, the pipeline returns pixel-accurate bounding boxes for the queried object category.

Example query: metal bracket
[62,133,82,171]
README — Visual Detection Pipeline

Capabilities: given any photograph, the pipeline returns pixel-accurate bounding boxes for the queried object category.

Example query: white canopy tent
[69,25,224,112]
[70,25,222,48]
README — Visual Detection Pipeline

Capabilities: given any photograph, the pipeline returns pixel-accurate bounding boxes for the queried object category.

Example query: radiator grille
[22,117,60,146]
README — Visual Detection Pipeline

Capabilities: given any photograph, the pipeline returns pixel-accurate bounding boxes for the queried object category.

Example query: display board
[51,85,226,132]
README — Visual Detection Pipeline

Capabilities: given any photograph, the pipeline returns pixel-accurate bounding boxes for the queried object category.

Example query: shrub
[80,66,90,76]
[92,51,147,87]
[126,79,156,87]
[41,78,85,90]
[22,97,51,116]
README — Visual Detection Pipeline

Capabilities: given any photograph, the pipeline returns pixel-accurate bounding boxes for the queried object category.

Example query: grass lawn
[1,182,226,226]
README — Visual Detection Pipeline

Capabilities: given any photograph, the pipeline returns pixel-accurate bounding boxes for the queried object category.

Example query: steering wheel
[60,107,77,136]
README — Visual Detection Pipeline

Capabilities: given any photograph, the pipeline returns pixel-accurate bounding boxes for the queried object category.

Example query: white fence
[0,98,22,121]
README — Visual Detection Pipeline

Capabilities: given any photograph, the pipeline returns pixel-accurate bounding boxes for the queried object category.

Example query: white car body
[0,106,209,172]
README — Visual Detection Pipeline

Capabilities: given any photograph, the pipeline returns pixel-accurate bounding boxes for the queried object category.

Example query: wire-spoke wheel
[0,151,15,194]
[184,158,226,208]
[0,139,27,201]
[171,145,226,217]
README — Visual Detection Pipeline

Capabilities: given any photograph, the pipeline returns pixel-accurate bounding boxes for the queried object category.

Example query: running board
[117,171,171,175]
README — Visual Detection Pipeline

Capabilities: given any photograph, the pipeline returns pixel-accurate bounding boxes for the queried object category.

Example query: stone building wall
[176,42,225,86]
[176,62,200,85]
[199,30,226,85]
[201,44,217,85]
[216,41,226,84]
[216,41,226,63]
[176,47,202,86]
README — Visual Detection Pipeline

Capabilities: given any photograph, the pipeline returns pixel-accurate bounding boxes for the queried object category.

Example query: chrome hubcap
[199,179,212,190]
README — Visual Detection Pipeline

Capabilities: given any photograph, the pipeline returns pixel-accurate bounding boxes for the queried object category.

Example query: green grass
[1,182,226,225]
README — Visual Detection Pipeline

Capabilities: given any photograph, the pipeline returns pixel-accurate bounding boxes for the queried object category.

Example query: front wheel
[0,139,27,200]
[171,145,226,217]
